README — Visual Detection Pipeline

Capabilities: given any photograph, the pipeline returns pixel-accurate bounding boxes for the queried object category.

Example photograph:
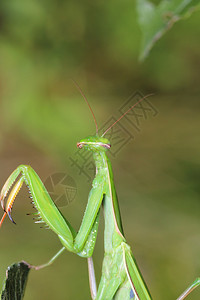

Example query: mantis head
[74,81,153,152]
[76,89,153,153]
[77,136,111,152]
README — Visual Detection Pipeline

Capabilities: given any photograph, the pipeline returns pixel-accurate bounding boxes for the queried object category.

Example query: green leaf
[137,0,200,60]
[1,261,31,300]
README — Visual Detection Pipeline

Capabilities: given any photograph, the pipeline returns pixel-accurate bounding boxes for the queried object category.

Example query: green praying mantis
[0,89,199,300]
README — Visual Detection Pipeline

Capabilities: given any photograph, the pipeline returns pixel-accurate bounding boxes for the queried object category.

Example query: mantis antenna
[72,80,99,135]
[101,93,154,137]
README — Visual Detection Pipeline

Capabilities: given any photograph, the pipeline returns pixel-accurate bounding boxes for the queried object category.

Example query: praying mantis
[0,89,199,300]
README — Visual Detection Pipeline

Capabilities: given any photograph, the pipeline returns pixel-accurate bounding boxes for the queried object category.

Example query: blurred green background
[0,1,200,299]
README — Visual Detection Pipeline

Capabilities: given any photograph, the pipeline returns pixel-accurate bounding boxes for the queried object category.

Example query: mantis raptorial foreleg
[0,165,102,258]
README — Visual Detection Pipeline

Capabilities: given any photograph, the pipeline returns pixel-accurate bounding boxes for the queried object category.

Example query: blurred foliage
[0,1,200,300]
[0,0,199,159]
[137,0,200,60]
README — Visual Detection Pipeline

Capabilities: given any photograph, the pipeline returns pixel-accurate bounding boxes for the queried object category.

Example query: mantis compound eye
[102,144,111,149]
[77,143,83,149]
